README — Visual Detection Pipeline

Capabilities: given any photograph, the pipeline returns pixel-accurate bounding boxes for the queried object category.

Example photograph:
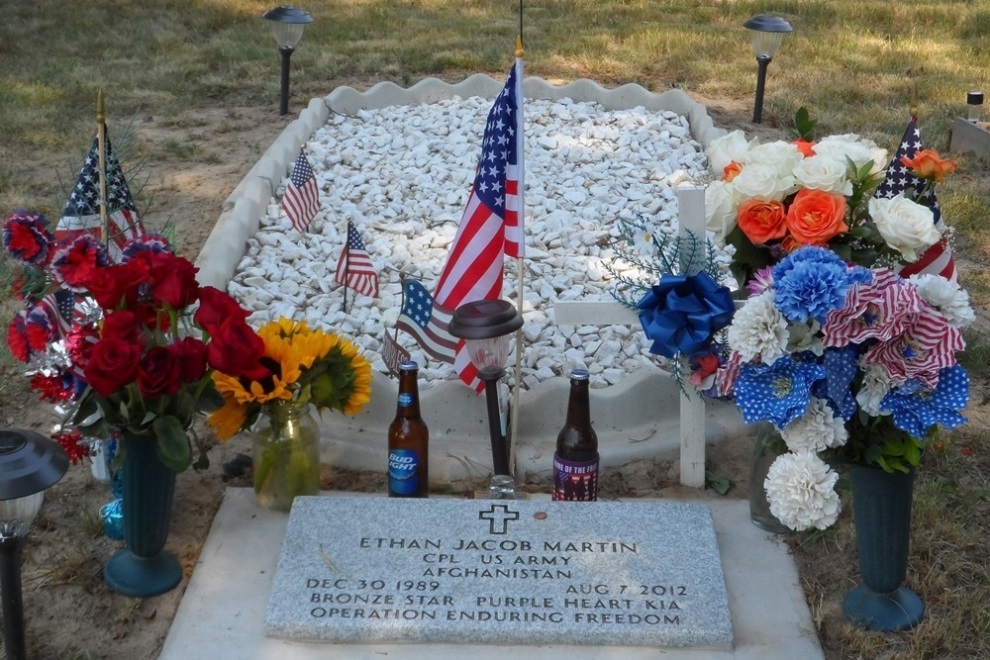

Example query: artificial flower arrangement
[719,245,972,531]
[704,110,956,288]
[605,214,736,394]
[206,316,373,507]
[2,209,265,471]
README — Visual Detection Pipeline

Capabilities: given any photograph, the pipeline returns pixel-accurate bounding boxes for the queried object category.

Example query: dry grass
[3,2,990,658]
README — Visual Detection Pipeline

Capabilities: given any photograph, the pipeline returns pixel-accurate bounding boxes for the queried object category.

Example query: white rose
[705,130,752,175]
[743,140,804,179]
[705,180,738,243]
[731,162,795,202]
[869,194,942,262]
[792,155,853,195]
[813,134,887,175]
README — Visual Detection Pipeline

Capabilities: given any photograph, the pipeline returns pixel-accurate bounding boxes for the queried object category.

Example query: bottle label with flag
[552,454,599,501]
[388,449,420,495]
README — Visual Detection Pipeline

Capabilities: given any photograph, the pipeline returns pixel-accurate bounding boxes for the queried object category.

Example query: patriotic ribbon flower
[636,272,735,359]
[717,244,972,532]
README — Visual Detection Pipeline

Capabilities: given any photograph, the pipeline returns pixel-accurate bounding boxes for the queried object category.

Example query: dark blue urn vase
[103,434,182,597]
[842,465,924,631]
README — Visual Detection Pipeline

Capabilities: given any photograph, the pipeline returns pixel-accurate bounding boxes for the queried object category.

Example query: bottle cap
[399,360,419,370]
[569,368,590,381]
[968,91,984,105]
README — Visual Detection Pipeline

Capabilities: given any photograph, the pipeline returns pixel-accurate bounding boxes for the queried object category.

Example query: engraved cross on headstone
[479,504,520,535]
[552,186,709,488]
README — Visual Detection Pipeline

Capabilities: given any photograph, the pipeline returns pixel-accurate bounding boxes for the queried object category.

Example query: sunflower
[207,317,373,441]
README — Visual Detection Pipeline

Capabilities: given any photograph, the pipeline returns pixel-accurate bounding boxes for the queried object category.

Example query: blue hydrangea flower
[734,356,827,427]
[879,366,969,439]
[771,247,852,324]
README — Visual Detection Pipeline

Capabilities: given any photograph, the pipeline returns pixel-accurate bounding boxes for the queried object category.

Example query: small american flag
[56,129,145,253]
[433,57,525,391]
[874,117,956,280]
[395,279,458,365]
[282,149,320,232]
[334,220,379,298]
[382,331,411,378]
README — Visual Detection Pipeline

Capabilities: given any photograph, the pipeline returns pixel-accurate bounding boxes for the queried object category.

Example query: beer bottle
[388,360,429,498]
[552,369,599,501]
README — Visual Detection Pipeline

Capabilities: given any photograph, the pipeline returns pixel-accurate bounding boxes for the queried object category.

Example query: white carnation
[780,397,848,453]
[868,194,941,262]
[792,154,853,196]
[705,130,752,174]
[731,162,796,202]
[907,274,975,328]
[856,362,899,416]
[726,291,789,365]
[705,180,738,244]
[764,452,842,531]
[743,140,805,179]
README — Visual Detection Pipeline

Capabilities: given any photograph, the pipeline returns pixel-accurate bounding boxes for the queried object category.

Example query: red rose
[87,261,149,310]
[207,318,270,380]
[173,337,208,383]
[148,253,200,310]
[101,310,146,346]
[84,339,142,396]
[195,286,250,334]
[136,345,182,398]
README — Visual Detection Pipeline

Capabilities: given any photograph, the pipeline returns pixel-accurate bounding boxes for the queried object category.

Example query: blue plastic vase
[842,465,924,631]
[103,434,182,598]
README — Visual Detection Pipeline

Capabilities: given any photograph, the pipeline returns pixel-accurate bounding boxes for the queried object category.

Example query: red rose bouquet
[3,210,262,472]
[68,237,267,471]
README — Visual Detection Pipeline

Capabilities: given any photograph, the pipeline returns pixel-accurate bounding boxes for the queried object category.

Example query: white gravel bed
[226,96,711,389]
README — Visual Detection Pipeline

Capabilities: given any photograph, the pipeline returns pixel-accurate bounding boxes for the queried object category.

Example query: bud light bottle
[388,360,429,497]
[552,369,599,501]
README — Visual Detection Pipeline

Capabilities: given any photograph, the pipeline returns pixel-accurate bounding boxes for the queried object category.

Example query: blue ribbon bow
[637,272,735,359]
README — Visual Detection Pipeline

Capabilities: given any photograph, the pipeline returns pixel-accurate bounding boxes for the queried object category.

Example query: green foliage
[792,107,816,141]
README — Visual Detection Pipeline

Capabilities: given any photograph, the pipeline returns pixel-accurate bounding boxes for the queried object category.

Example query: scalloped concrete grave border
[194,77,746,482]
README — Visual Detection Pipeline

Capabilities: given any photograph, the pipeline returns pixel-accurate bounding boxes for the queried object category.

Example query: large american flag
[282,149,321,232]
[433,58,525,390]
[334,220,379,298]
[396,279,458,365]
[874,117,956,280]
[56,129,145,253]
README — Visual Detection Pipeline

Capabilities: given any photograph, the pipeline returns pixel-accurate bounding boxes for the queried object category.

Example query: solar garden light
[0,429,69,660]
[744,14,793,124]
[449,300,524,477]
[263,5,313,116]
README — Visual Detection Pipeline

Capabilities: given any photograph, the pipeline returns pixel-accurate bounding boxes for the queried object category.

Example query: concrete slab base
[159,489,823,660]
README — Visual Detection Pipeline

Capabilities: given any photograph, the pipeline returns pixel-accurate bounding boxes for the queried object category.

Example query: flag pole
[510,35,526,476]
[341,237,350,314]
[96,90,109,246]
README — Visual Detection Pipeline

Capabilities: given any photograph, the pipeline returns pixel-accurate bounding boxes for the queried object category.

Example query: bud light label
[398,393,414,408]
[388,449,419,495]
[552,454,599,501]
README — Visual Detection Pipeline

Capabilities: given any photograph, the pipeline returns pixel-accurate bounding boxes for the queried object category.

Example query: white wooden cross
[552,186,708,488]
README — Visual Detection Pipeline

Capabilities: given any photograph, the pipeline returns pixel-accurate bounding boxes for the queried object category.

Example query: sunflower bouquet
[207,317,372,509]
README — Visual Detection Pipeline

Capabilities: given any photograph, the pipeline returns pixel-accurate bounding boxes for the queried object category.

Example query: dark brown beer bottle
[388,360,429,497]
[552,369,599,501]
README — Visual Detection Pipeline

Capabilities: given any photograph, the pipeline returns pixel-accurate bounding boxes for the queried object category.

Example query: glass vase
[749,422,790,533]
[252,400,321,511]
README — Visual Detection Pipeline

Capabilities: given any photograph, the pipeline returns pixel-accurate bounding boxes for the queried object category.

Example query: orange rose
[793,139,815,157]
[785,188,848,246]
[900,149,957,182]
[722,160,743,182]
[737,199,787,245]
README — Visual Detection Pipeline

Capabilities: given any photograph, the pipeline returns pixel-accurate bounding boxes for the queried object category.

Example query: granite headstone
[266,497,733,648]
